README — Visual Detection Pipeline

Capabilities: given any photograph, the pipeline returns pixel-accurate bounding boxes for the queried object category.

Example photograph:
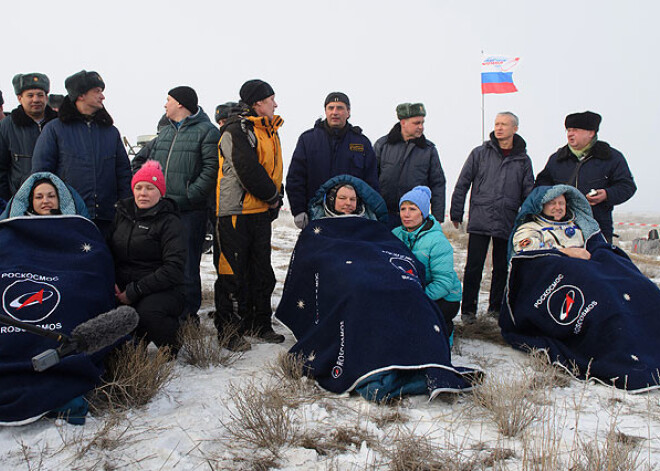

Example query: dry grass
[223,381,299,455]
[471,372,540,437]
[177,318,243,368]
[572,423,647,471]
[88,340,175,412]
[383,427,515,471]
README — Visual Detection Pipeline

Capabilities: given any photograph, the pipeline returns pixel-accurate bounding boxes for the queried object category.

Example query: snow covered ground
[1,210,660,470]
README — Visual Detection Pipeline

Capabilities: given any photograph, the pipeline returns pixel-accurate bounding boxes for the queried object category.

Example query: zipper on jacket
[164,130,180,181]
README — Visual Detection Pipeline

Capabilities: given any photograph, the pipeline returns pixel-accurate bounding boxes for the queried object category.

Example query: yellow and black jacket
[216,113,283,217]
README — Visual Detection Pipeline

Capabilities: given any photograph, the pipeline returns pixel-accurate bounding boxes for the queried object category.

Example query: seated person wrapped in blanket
[275,175,477,402]
[501,184,660,392]
[0,172,116,424]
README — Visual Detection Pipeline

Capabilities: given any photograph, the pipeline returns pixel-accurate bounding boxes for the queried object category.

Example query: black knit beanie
[324,92,350,108]
[239,79,274,106]
[168,86,198,114]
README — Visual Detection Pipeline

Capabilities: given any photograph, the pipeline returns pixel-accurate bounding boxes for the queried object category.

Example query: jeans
[179,209,207,318]
[461,233,508,315]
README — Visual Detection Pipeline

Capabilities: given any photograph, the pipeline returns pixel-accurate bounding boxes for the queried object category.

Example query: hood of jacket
[508,184,601,259]
[58,95,114,126]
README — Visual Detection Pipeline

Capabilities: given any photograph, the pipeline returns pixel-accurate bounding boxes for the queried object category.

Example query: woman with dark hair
[0,171,88,219]
[109,161,185,355]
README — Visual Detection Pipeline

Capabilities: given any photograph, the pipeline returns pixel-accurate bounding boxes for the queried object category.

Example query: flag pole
[480,50,485,143]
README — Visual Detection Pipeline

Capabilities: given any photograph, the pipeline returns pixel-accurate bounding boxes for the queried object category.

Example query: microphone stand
[0,312,78,371]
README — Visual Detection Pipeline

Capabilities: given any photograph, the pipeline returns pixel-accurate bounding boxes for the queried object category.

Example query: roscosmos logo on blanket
[332,320,346,379]
[382,250,421,285]
[534,273,597,334]
[2,276,61,323]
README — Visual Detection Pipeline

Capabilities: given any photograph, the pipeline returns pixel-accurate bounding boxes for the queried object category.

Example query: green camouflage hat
[12,73,50,95]
[396,102,426,119]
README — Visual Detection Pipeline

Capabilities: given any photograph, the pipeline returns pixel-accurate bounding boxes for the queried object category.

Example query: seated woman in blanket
[276,175,477,402]
[502,184,660,392]
[0,171,88,219]
[0,172,112,425]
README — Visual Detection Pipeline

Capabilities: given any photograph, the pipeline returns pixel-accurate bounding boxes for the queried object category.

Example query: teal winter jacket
[392,215,461,302]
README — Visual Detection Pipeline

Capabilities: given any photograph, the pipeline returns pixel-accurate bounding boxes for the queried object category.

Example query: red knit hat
[132,160,166,196]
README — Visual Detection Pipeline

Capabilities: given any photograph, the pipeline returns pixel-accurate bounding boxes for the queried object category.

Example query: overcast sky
[3,0,659,214]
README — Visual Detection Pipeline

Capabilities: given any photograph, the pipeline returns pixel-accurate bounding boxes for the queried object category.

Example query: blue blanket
[0,216,115,423]
[275,217,476,401]
[501,235,660,392]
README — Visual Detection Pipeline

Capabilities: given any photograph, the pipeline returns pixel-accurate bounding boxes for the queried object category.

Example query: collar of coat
[386,122,428,149]
[58,95,114,126]
[315,118,363,137]
[9,104,58,127]
[556,140,611,162]
[115,196,179,219]
[487,131,527,156]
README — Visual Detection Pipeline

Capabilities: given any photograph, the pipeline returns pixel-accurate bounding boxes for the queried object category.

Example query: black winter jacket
[535,140,636,239]
[451,133,534,240]
[110,197,185,303]
[0,105,58,200]
[374,123,446,221]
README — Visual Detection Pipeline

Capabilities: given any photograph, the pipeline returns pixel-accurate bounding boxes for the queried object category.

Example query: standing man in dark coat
[286,92,378,229]
[450,112,534,322]
[32,70,132,237]
[535,111,636,242]
[0,73,58,200]
[132,86,221,322]
[375,102,446,228]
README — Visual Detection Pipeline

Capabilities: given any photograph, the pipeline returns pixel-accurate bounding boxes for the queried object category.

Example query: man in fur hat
[0,73,58,200]
[374,102,446,228]
[536,111,636,242]
[32,70,132,237]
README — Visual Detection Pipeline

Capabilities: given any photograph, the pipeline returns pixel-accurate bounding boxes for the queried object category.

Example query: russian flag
[481,56,519,94]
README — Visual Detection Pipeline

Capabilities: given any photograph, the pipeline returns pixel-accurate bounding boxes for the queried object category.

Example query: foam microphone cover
[71,305,139,354]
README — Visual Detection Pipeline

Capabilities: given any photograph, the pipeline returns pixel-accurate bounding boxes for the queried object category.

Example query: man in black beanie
[0,73,59,200]
[31,70,132,236]
[215,79,285,348]
[132,85,220,323]
[536,111,636,242]
[286,91,379,229]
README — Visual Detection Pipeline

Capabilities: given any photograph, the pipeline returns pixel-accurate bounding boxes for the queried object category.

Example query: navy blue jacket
[535,141,635,239]
[0,105,58,200]
[31,97,132,221]
[286,119,378,217]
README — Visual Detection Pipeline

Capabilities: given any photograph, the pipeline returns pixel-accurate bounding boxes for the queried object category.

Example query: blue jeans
[179,209,207,317]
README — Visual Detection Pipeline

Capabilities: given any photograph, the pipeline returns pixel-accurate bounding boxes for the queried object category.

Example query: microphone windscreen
[71,306,139,354]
